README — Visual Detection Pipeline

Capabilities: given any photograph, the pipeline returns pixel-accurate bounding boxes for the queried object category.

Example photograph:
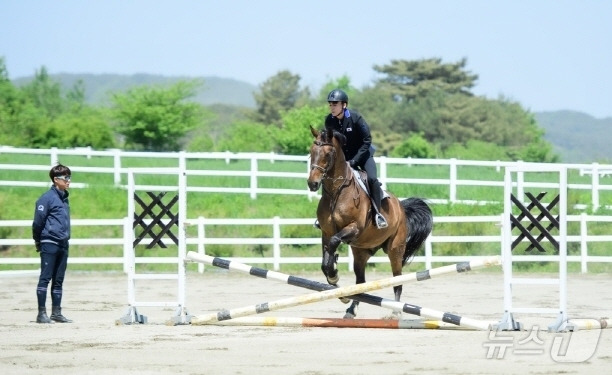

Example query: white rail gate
[498,165,572,332]
[117,168,190,324]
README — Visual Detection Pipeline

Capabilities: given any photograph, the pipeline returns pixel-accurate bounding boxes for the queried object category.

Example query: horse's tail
[400,197,433,265]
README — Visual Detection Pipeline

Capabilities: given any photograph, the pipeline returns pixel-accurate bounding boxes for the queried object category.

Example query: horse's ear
[310,125,319,138]
[326,127,334,141]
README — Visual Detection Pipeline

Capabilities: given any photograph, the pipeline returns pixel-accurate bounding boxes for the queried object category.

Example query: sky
[1,0,611,118]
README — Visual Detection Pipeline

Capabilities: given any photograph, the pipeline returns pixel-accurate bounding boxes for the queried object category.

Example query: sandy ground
[0,268,610,375]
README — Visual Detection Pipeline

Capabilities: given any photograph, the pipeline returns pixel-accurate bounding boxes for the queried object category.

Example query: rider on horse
[316,89,388,229]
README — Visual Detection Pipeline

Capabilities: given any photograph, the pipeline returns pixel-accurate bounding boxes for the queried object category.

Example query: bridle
[310,140,336,177]
[310,138,355,214]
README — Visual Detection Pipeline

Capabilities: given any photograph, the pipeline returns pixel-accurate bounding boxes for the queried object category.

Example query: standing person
[32,164,73,324]
[323,89,388,229]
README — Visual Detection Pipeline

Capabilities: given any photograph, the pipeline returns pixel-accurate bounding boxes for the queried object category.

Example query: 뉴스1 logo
[483,324,602,363]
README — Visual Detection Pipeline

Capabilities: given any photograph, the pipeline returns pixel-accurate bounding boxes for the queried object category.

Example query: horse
[307,126,433,319]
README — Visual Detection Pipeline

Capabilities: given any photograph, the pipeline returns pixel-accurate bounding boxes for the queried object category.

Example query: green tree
[36,110,116,149]
[0,61,117,149]
[318,75,358,102]
[216,121,277,152]
[275,105,328,155]
[250,70,310,126]
[390,132,435,158]
[373,58,478,102]
[21,66,64,119]
[0,58,45,146]
[65,79,87,111]
[111,81,206,151]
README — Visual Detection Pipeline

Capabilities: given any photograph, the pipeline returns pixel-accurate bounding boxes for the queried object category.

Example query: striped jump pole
[186,251,494,330]
[187,251,500,328]
[212,316,478,330]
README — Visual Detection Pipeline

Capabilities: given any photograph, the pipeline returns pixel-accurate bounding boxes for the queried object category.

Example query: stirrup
[375,214,388,229]
[313,219,321,230]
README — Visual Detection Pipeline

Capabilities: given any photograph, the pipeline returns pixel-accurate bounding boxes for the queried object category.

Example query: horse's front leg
[320,223,359,286]
[344,248,370,319]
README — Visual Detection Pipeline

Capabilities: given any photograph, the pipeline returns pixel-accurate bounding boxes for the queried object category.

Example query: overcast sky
[2,0,610,118]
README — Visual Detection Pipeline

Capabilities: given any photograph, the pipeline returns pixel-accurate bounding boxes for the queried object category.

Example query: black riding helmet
[327,89,348,103]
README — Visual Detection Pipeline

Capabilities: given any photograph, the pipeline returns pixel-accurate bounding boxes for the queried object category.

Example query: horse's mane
[320,128,346,146]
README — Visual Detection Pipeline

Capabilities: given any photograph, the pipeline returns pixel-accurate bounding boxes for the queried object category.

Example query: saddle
[351,169,389,199]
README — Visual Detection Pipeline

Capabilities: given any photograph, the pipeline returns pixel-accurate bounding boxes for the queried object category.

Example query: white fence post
[516,160,524,202]
[125,171,135,273]
[449,158,457,203]
[197,216,205,273]
[178,162,187,313]
[424,237,433,269]
[591,162,600,211]
[273,216,281,270]
[580,213,588,274]
[112,149,122,186]
[378,156,388,191]
[50,147,59,166]
[123,216,132,274]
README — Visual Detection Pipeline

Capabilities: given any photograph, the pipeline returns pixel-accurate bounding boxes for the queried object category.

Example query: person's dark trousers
[36,242,71,323]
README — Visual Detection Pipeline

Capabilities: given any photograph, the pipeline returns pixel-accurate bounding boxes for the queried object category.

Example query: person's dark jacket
[324,108,374,168]
[32,186,71,245]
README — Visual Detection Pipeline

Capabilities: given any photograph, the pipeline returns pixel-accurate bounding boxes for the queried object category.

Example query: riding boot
[370,182,388,229]
[36,307,53,324]
[50,306,73,323]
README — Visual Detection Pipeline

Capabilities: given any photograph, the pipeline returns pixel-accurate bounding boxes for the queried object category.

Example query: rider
[319,89,388,229]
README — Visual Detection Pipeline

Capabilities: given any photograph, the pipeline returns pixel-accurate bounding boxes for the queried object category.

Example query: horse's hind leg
[385,244,406,320]
[344,249,370,319]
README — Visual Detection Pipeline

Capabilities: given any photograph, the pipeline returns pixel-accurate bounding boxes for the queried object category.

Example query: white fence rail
[1,146,612,208]
[1,215,611,273]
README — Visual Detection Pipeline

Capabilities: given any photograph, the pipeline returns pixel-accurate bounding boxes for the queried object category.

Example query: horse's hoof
[343,312,356,319]
[339,297,350,304]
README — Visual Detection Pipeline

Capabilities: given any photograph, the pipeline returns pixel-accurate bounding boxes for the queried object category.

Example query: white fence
[2,147,612,274]
[2,214,611,273]
[1,146,612,208]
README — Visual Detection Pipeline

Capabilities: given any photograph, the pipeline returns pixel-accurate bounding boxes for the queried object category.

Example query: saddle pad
[351,169,390,199]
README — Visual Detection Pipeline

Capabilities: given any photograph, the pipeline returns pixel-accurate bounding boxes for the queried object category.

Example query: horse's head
[308,126,341,192]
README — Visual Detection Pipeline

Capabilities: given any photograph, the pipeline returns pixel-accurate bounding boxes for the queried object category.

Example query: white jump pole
[186,251,495,330]
[190,254,501,325]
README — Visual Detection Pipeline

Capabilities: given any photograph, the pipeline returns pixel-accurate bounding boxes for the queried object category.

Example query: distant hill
[12,73,257,108]
[12,73,612,163]
[534,111,612,163]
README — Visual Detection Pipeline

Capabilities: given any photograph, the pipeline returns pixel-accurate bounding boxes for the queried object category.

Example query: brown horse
[307,126,433,318]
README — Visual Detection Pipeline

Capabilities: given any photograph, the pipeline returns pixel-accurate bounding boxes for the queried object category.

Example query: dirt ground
[0,268,610,375]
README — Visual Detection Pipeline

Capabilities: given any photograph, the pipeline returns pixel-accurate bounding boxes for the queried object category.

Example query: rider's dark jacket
[324,108,373,168]
[32,186,71,245]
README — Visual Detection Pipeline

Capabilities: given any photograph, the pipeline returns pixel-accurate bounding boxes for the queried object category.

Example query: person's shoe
[313,220,321,230]
[36,307,53,324]
[375,214,388,229]
[50,306,73,323]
